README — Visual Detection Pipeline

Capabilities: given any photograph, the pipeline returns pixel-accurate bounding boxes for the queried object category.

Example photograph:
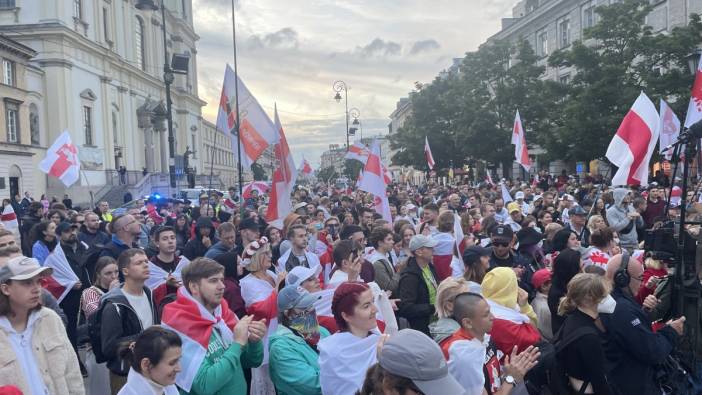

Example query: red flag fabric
[511,111,531,172]
[38,130,80,187]
[301,159,313,175]
[265,106,297,229]
[658,99,681,161]
[345,142,370,163]
[606,92,659,187]
[424,136,435,170]
[1,204,18,230]
[358,141,391,222]
[42,246,78,303]
[685,53,702,128]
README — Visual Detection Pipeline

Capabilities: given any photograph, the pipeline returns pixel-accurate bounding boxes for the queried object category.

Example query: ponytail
[117,326,182,373]
[557,273,610,317]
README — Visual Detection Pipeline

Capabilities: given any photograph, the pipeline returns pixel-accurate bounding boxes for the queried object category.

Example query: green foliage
[250,162,266,181]
[343,159,364,180]
[317,166,338,182]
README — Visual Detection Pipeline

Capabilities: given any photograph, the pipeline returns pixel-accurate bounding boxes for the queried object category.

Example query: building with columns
[0,0,219,204]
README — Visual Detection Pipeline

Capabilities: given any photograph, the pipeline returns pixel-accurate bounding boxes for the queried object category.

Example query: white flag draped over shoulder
[216,64,277,168]
[42,246,78,303]
[39,130,80,187]
[145,257,190,290]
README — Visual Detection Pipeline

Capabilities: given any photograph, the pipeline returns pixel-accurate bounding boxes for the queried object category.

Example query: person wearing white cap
[514,191,530,215]
[376,328,466,395]
[286,265,322,292]
[269,285,330,395]
[0,256,84,394]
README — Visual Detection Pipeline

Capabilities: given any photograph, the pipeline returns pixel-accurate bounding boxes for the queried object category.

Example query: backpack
[548,325,599,395]
[87,297,119,364]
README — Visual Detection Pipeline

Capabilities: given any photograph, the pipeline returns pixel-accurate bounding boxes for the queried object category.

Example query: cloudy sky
[192,0,515,168]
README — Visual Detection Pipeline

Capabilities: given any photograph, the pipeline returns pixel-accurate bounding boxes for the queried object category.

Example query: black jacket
[78,226,110,249]
[100,285,157,375]
[183,216,217,260]
[600,287,678,395]
[397,258,437,335]
[19,213,41,256]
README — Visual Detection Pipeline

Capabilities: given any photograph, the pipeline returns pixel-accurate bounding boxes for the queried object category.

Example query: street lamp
[349,107,360,139]
[333,80,350,150]
[135,0,190,191]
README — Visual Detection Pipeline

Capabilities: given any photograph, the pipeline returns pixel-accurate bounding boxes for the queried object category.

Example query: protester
[548,248,582,334]
[149,226,188,310]
[398,234,439,335]
[56,221,90,350]
[367,227,401,295]
[30,220,57,264]
[286,265,322,292]
[0,255,84,394]
[430,277,470,347]
[583,227,617,269]
[457,245,490,292]
[101,215,142,259]
[116,326,182,395]
[182,216,216,260]
[606,188,642,252]
[278,224,321,274]
[339,224,375,282]
[204,222,238,259]
[212,251,247,317]
[269,285,330,395]
[530,268,553,341]
[319,282,382,395]
[329,239,364,286]
[79,212,110,249]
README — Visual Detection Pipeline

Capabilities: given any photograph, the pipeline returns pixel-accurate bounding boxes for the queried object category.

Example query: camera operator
[600,253,684,395]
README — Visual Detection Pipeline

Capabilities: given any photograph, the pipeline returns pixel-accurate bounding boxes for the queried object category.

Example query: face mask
[288,308,321,346]
[597,294,617,314]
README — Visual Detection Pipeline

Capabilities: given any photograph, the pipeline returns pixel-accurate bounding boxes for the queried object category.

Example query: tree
[343,159,364,180]
[250,162,266,181]
[317,166,338,182]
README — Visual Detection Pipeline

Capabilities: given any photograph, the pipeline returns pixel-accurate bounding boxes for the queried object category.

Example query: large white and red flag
[424,136,436,170]
[1,204,18,230]
[42,246,79,303]
[684,53,702,128]
[39,130,80,187]
[265,106,297,229]
[358,141,392,222]
[345,141,370,163]
[216,64,277,168]
[512,110,531,172]
[606,92,659,187]
[658,99,681,161]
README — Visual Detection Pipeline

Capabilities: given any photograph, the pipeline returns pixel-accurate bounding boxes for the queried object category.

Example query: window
[73,0,82,19]
[558,18,571,48]
[2,59,14,86]
[83,106,93,146]
[29,104,40,145]
[559,74,570,84]
[0,0,15,8]
[135,16,146,71]
[6,101,19,143]
[536,28,548,57]
[103,7,111,42]
[582,4,595,29]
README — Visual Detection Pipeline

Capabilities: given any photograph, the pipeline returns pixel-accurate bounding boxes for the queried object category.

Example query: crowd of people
[0,169,697,394]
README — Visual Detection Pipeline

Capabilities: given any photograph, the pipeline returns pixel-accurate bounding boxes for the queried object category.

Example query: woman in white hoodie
[117,326,182,395]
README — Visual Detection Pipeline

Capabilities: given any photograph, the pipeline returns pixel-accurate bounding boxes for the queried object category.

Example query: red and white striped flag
[658,99,681,161]
[300,158,313,175]
[1,204,18,230]
[345,142,370,163]
[685,53,702,128]
[424,136,435,170]
[42,246,79,303]
[512,110,531,172]
[358,141,392,222]
[265,106,297,229]
[485,172,495,186]
[606,92,659,187]
[39,130,80,187]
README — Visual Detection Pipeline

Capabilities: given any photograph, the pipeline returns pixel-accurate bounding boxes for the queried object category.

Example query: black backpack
[87,297,119,364]
[548,325,599,395]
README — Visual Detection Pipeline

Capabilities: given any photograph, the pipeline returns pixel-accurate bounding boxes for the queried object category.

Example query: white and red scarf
[145,256,190,290]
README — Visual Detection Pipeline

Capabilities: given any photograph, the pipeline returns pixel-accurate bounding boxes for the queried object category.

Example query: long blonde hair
[245,243,271,272]
[558,273,610,316]
[435,277,469,319]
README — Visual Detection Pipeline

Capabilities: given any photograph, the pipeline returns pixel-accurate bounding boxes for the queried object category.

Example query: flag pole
[231,0,244,216]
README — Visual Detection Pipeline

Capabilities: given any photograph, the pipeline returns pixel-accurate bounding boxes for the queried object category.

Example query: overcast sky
[192,0,515,168]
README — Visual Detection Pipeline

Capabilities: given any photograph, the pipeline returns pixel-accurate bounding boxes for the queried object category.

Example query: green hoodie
[268,325,330,395]
[182,329,263,395]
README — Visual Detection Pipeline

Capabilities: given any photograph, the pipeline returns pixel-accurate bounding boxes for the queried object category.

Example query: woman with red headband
[318,282,387,395]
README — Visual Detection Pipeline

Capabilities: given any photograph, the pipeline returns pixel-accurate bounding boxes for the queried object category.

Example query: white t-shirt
[329,270,349,287]
[0,311,49,395]
[123,290,153,329]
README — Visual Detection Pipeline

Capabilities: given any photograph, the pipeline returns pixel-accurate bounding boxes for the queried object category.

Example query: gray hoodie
[606,188,642,249]
[429,317,461,345]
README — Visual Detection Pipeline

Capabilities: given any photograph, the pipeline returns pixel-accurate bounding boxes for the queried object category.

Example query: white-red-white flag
[658,99,681,161]
[424,136,435,170]
[685,53,702,128]
[42,246,79,303]
[345,142,370,163]
[216,64,277,168]
[606,92,659,187]
[512,110,531,172]
[1,204,18,230]
[358,141,391,222]
[485,172,495,186]
[382,163,392,185]
[39,130,80,187]
[299,158,313,176]
[265,106,297,229]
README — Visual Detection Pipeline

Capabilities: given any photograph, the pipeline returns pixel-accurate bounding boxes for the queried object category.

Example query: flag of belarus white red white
[658,99,681,161]
[424,136,436,170]
[512,110,531,172]
[358,141,392,222]
[42,246,79,303]
[1,204,18,230]
[300,158,313,175]
[606,92,659,187]
[39,130,80,187]
[265,106,297,229]
[216,64,277,168]
[685,53,702,128]
[345,141,370,163]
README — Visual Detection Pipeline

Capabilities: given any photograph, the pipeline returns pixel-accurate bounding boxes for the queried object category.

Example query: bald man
[100,214,142,259]
[600,253,684,395]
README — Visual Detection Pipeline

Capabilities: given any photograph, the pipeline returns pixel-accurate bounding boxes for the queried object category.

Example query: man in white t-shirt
[278,224,321,273]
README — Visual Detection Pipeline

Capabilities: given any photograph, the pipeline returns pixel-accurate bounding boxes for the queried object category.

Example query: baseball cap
[570,205,586,216]
[491,225,514,243]
[409,234,437,252]
[515,191,525,200]
[406,203,417,210]
[3,256,53,282]
[516,227,542,247]
[507,202,521,214]
[293,202,307,211]
[286,265,322,287]
[560,193,574,202]
[55,221,78,235]
[378,329,465,394]
[277,285,321,311]
[531,268,552,290]
[239,217,259,231]
[462,245,491,265]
